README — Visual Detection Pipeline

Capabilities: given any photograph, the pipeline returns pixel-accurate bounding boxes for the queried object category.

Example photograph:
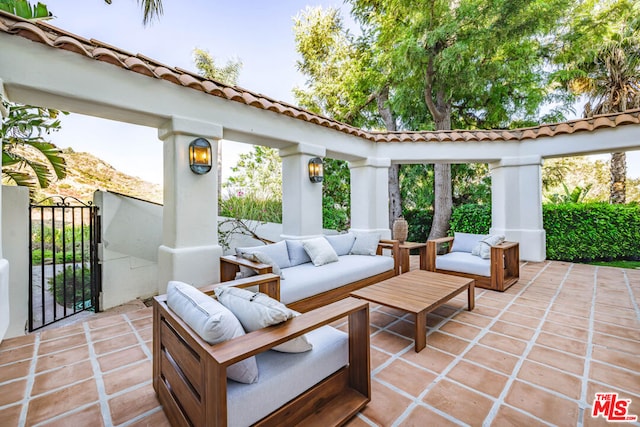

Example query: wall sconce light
[189,138,212,175]
[308,157,324,183]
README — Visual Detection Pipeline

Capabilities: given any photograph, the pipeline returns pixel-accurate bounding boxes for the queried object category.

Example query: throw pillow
[235,240,291,269]
[350,233,380,256]
[471,234,505,259]
[166,281,259,384]
[451,232,486,253]
[214,286,313,353]
[302,237,339,266]
[285,239,312,266]
[324,233,356,256]
[240,251,285,279]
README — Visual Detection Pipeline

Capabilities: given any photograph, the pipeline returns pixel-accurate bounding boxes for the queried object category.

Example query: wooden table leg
[467,281,475,311]
[414,310,427,352]
[418,246,427,270]
[401,248,410,274]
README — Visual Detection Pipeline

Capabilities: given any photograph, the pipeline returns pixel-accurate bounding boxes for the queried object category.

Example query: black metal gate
[29,196,101,331]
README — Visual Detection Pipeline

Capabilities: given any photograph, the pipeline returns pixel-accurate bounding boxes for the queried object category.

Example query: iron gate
[29,196,101,331]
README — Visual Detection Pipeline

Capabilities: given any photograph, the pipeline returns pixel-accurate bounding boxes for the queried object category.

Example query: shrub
[403,209,433,243]
[450,204,491,234]
[48,265,93,309]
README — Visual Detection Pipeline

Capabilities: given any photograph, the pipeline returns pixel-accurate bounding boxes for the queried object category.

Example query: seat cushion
[280,255,394,304]
[436,252,490,277]
[227,325,348,427]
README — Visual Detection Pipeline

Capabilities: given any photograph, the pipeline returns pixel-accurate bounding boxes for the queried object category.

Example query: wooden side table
[398,241,427,274]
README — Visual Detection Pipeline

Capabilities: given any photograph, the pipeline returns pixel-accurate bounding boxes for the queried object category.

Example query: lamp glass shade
[189,138,212,174]
[308,157,323,183]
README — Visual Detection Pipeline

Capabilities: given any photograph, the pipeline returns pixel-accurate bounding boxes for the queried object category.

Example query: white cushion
[236,240,291,269]
[436,252,491,277]
[350,233,380,256]
[280,254,394,304]
[285,239,312,266]
[166,281,259,384]
[472,234,505,259]
[240,251,285,279]
[451,232,487,253]
[214,286,312,353]
[324,233,356,256]
[227,325,348,427]
[302,237,339,266]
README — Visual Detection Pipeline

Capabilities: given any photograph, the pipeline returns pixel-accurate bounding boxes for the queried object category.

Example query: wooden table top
[350,270,474,314]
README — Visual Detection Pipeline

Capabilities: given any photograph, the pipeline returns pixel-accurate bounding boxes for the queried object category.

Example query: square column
[490,155,546,261]
[349,158,391,238]
[157,117,223,293]
[279,144,325,239]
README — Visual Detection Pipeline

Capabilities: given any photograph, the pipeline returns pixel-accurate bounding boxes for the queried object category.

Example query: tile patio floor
[0,260,639,426]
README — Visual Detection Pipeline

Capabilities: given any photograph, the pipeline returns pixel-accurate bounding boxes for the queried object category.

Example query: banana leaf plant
[0,0,51,20]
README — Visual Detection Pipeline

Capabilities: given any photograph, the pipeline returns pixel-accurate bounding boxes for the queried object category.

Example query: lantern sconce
[308,157,324,183]
[189,138,212,175]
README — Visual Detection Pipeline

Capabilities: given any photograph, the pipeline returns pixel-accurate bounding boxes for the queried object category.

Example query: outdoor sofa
[426,232,520,292]
[220,233,399,312]
[153,277,371,427]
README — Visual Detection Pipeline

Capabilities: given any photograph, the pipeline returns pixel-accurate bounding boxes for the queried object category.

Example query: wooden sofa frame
[219,239,400,312]
[426,236,520,292]
[153,276,371,427]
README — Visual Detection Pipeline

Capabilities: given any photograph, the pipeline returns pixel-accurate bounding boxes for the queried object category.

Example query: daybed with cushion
[219,233,399,312]
[153,277,371,427]
[426,232,519,292]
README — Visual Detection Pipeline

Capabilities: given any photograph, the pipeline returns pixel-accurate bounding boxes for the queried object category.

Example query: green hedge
[445,203,640,262]
[402,209,433,243]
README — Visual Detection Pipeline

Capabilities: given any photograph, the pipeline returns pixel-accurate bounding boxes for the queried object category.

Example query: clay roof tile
[91,47,126,67]
[571,120,592,132]
[554,123,574,134]
[592,116,616,129]
[52,36,90,55]
[124,57,155,77]
[615,113,639,126]
[10,22,52,45]
[154,67,182,85]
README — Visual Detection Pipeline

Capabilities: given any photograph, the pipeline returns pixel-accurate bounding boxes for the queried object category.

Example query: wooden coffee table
[351,270,474,352]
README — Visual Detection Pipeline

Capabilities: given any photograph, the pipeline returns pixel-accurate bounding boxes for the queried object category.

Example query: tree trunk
[610,151,626,204]
[376,86,402,228]
[428,163,452,240]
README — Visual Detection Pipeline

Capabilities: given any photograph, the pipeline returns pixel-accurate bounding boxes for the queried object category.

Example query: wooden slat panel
[156,380,192,427]
[161,320,202,394]
[161,351,203,426]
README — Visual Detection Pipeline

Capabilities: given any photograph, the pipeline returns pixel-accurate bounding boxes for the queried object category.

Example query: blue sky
[42,0,639,185]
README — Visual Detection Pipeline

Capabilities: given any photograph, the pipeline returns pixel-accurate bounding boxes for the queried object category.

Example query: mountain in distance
[32,148,163,205]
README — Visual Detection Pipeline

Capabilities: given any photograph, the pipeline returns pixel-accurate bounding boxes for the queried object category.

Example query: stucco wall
[95,191,162,309]
[1,186,30,340]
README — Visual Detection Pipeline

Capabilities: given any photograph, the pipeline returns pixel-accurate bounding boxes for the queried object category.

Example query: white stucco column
[0,81,10,341]
[490,155,546,262]
[349,158,391,238]
[157,117,223,293]
[279,144,326,239]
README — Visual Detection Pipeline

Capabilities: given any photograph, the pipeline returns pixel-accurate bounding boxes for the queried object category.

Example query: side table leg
[468,281,475,311]
[414,310,427,352]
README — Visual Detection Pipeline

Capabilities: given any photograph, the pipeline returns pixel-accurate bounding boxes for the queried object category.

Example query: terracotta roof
[1,11,639,143]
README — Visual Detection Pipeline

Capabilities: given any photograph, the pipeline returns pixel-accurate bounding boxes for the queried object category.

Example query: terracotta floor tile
[479,332,527,356]
[387,319,416,338]
[138,327,153,342]
[0,378,27,407]
[344,414,370,426]
[593,310,640,329]
[361,380,412,426]
[498,311,540,328]
[517,360,582,399]
[593,321,638,341]
[38,334,86,356]
[471,305,501,318]
[98,345,148,373]
[0,333,36,350]
[0,403,22,426]
[432,304,461,318]
[546,311,591,329]
[504,380,579,426]
[446,360,509,398]
[527,345,585,376]
[36,345,89,372]
[92,333,139,355]
[31,360,94,396]
[26,378,99,425]
[463,345,519,376]
[0,344,35,365]
[551,302,590,318]
[535,332,587,356]
[126,308,153,321]
[491,404,550,427]
[542,320,589,341]
[369,310,398,328]
[108,383,161,425]
[592,345,640,372]
[439,320,482,341]
[590,361,640,395]
[592,332,640,355]
[423,379,494,426]
[370,347,391,370]
[40,324,84,342]
[39,403,104,427]
[88,314,125,330]
[398,404,460,427]
[505,304,546,319]
[453,311,493,328]
[490,321,536,341]
[401,347,455,374]
[126,407,171,427]
[0,359,31,383]
[375,359,436,397]
[370,330,413,354]
[90,322,133,341]
[427,331,469,355]
[103,360,152,395]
